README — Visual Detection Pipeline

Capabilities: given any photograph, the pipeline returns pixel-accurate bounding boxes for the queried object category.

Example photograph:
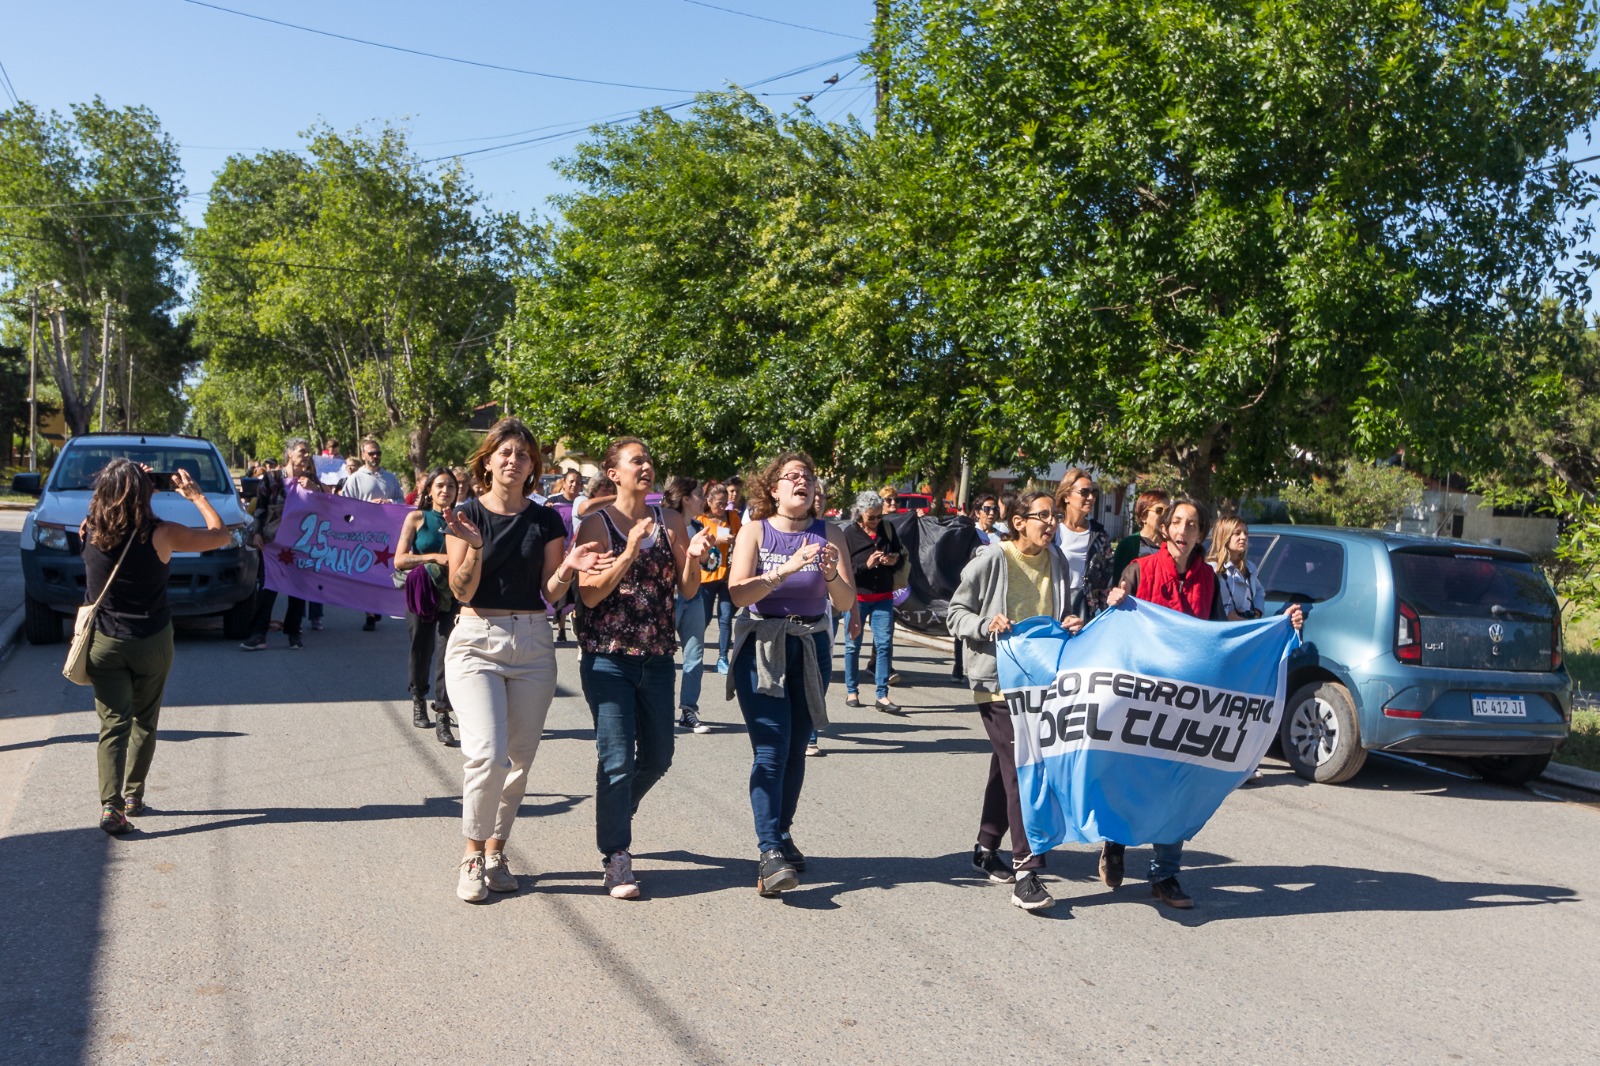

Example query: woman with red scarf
[1103,499,1302,909]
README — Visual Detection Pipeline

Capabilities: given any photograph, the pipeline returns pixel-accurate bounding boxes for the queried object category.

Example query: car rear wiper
[1489,604,1548,621]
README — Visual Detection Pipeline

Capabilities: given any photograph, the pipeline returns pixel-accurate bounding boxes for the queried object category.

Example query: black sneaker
[778,835,807,872]
[362,615,378,631]
[437,710,459,748]
[1151,876,1194,909]
[757,849,799,897]
[1011,871,1054,912]
[972,844,1016,884]
[1099,842,1125,889]
[287,634,304,650]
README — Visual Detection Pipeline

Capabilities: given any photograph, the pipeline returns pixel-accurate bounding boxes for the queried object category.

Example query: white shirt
[1213,560,1266,618]
[1055,525,1093,589]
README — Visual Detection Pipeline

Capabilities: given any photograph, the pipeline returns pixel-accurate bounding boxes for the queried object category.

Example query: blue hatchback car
[1244,526,1571,785]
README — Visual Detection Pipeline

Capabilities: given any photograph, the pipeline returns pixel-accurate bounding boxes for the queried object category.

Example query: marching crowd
[76,417,1299,914]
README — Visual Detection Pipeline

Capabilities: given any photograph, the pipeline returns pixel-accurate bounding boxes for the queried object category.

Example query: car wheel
[1471,753,1552,787]
[24,595,65,645]
[1281,680,1367,784]
[221,591,257,641]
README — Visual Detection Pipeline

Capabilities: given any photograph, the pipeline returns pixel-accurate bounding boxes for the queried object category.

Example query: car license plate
[1472,695,1527,718]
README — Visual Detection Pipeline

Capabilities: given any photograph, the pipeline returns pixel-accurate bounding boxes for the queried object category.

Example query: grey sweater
[945,542,1073,696]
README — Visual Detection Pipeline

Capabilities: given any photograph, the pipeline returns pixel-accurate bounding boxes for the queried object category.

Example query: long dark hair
[416,467,458,512]
[661,476,700,513]
[84,459,155,551]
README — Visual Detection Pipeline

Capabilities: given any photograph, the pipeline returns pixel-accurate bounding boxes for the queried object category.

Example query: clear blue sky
[3,0,1595,310]
[2,0,878,225]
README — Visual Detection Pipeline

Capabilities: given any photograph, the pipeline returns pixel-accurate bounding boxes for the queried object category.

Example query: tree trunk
[300,381,319,449]
[409,419,434,486]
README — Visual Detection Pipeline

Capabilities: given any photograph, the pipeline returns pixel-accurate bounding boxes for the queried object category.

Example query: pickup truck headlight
[228,524,249,549]
[34,524,69,551]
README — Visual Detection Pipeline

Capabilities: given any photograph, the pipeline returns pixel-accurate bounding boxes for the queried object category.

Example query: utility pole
[26,289,38,471]
[122,321,132,430]
[97,294,111,430]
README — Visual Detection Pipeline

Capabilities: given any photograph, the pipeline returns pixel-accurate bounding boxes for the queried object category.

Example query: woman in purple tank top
[726,451,856,898]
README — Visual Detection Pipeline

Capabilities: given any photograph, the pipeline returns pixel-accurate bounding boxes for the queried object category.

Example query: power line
[422,52,859,164]
[675,0,869,41]
[175,0,698,93]
[0,56,19,108]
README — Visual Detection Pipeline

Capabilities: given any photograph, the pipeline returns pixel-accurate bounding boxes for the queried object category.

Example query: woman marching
[1053,466,1115,621]
[726,452,856,897]
[573,439,714,900]
[946,490,1084,912]
[441,419,612,903]
[396,467,460,746]
[1208,516,1266,621]
[1110,489,1170,580]
[1103,500,1302,908]
[841,489,907,715]
[661,476,714,734]
[697,483,739,674]
[83,461,231,833]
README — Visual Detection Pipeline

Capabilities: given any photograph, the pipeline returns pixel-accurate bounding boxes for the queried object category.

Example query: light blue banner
[997,604,1299,854]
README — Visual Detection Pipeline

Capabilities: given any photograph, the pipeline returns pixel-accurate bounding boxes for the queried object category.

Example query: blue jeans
[733,632,831,852]
[704,579,734,661]
[1149,841,1185,881]
[580,651,677,856]
[675,588,709,711]
[844,597,895,700]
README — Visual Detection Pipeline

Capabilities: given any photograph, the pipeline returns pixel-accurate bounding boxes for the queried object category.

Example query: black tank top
[83,521,170,640]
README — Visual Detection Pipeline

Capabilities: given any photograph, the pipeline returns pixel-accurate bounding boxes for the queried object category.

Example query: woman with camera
[83,460,231,833]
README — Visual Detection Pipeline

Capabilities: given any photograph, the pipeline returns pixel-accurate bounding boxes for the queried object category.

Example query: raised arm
[443,506,485,603]
[153,469,231,560]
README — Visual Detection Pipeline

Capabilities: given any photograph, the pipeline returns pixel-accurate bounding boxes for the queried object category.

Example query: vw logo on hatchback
[1488,623,1504,643]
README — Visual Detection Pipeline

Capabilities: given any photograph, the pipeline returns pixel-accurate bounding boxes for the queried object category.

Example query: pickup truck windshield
[49,445,232,495]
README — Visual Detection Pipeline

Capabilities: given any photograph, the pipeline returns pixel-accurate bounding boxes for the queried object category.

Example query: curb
[1541,760,1600,794]
[0,500,36,511]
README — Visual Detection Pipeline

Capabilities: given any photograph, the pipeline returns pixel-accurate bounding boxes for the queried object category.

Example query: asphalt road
[1,606,1597,1065]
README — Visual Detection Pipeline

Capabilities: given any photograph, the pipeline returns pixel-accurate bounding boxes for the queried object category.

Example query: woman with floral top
[574,438,714,899]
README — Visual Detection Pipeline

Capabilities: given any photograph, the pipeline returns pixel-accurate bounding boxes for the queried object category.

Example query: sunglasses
[978,505,998,514]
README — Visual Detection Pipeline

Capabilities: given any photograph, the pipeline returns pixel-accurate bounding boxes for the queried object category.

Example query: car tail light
[1382,705,1423,719]
[1552,615,1564,671]
[1395,600,1421,663]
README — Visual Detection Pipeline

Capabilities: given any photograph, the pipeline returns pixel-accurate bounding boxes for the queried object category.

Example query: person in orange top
[699,483,740,673]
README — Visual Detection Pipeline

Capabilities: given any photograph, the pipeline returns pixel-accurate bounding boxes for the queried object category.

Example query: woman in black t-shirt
[82,460,230,834]
[439,418,613,904]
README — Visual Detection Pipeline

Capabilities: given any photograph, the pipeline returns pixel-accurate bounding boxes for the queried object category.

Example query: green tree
[870,0,1600,500]
[0,98,189,436]
[189,125,530,479]
[508,92,1012,493]
[1280,460,1425,528]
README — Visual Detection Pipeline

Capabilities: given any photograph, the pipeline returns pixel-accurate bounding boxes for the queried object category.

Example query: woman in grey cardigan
[946,490,1084,913]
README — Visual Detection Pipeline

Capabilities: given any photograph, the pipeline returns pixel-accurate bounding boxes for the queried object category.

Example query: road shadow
[125,792,589,839]
[0,729,247,754]
[809,721,991,756]
[1052,846,1578,925]
[0,825,105,1064]
[523,848,1071,919]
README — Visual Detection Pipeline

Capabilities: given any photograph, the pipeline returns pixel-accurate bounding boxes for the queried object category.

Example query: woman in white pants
[443,418,612,902]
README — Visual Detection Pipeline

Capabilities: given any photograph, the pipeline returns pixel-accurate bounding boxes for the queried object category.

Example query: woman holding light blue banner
[947,490,1086,913]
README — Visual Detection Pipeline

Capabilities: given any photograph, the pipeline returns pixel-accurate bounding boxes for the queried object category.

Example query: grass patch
[1556,709,1600,774]
[1563,607,1600,692]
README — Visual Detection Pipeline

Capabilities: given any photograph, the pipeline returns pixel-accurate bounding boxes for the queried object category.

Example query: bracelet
[763,570,783,589]
[554,566,575,584]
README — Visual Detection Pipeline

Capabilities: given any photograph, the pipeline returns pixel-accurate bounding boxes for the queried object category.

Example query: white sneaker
[603,850,641,900]
[457,854,488,902]
[483,851,518,893]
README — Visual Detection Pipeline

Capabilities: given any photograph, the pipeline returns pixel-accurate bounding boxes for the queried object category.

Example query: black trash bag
[886,512,981,635]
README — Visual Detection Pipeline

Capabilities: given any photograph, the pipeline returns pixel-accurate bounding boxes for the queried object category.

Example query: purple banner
[262,484,410,615]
